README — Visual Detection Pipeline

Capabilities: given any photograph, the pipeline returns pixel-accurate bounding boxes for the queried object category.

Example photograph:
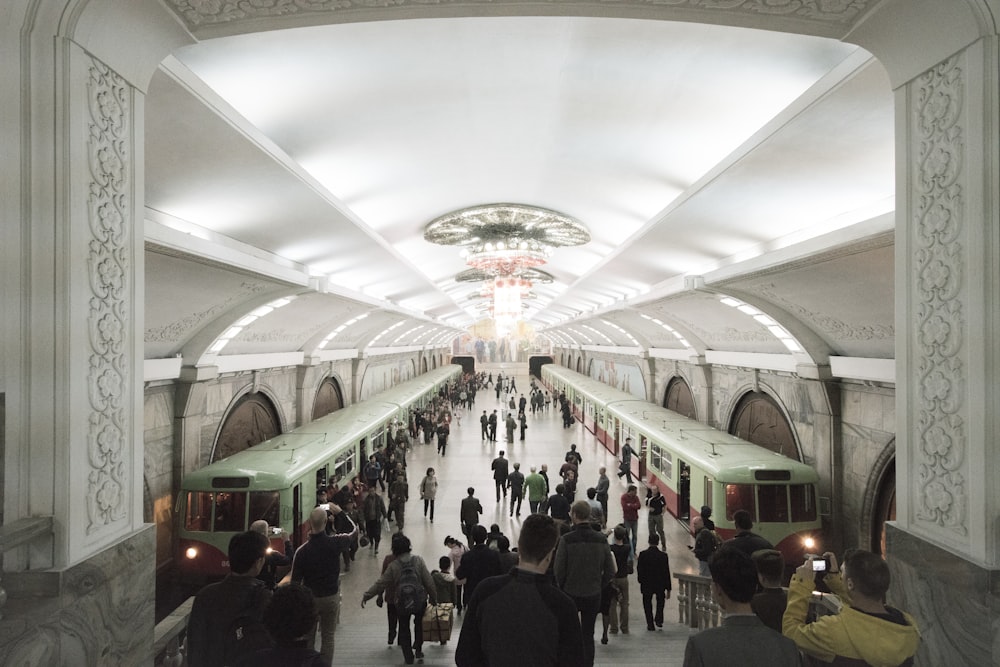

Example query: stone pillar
[893,35,1000,665]
[0,1,188,661]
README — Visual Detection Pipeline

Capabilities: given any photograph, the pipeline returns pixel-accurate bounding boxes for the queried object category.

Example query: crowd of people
[184,368,920,667]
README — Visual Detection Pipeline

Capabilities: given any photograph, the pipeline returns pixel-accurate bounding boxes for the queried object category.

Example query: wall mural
[590,359,646,399]
[360,360,415,399]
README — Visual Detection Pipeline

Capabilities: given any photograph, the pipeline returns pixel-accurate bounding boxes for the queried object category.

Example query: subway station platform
[330,362,700,665]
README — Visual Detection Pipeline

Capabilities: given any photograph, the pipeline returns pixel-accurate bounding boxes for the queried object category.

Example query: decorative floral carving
[163,0,870,30]
[911,55,967,536]
[85,60,131,535]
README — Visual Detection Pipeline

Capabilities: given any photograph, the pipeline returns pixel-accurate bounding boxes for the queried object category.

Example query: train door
[292,483,303,548]
[677,460,691,519]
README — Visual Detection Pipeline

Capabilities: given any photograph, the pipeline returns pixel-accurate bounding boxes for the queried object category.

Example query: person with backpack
[362,533,437,665]
[187,530,272,667]
[692,515,720,576]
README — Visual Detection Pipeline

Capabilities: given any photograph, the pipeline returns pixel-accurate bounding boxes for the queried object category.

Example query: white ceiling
[143,13,897,369]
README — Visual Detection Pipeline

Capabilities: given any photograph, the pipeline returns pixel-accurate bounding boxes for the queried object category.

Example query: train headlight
[802,536,816,550]
[185,547,198,559]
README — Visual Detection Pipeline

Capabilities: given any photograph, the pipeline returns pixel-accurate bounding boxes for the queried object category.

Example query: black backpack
[222,583,272,665]
[396,557,428,615]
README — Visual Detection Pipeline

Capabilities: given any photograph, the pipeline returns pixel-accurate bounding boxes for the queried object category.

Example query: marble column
[893,35,1000,665]
[1,0,188,662]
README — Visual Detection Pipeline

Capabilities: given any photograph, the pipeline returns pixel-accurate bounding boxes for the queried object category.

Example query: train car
[176,364,461,579]
[541,364,822,563]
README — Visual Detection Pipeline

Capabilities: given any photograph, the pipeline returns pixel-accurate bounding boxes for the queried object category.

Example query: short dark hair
[439,555,452,571]
[391,533,412,555]
[648,534,660,546]
[228,530,269,575]
[570,500,591,521]
[586,487,597,499]
[264,583,316,644]
[708,546,758,603]
[518,514,558,563]
[752,549,784,586]
[842,549,891,598]
[733,509,754,530]
[471,524,488,545]
[467,487,475,495]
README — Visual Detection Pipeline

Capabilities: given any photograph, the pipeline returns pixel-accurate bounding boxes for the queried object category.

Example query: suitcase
[422,603,454,642]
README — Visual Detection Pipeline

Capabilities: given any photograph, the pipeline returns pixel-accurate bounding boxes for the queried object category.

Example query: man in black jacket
[636,533,672,631]
[456,514,584,667]
[455,525,502,604]
[187,531,271,667]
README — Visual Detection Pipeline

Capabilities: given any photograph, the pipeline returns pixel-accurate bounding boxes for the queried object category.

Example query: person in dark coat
[724,509,774,556]
[636,533,672,631]
[236,582,329,667]
[455,525,503,607]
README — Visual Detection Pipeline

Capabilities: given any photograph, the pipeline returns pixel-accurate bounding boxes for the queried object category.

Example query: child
[431,555,458,644]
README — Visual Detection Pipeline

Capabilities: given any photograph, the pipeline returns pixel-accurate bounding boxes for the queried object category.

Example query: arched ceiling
[144,3,899,377]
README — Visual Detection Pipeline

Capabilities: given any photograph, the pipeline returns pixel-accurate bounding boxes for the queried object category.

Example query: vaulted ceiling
[144,3,896,378]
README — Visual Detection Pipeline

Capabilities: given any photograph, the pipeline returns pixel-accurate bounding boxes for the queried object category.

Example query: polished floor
[321,362,700,666]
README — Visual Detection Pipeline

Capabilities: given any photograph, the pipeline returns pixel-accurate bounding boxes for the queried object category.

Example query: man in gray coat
[554,500,615,667]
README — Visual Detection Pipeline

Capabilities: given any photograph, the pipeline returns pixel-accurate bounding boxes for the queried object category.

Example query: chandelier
[424,204,590,331]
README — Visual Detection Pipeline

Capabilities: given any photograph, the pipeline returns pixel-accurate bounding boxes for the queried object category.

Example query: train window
[725,484,756,521]
[662,449,672,480]
[757,485,789,522]
[790,484,818,522]
[185,492,213,531]
[249,491,280,528]
[316,466,328,491]
[212,492,248,532]
[648,443,662,474]
[335,450,356,479]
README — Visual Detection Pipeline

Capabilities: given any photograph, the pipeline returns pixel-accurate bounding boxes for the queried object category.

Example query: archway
[212,392,282,462]
[729,390,800,461]
[866,449,897,556]
[312,377,345,419]
[663,376,696,420]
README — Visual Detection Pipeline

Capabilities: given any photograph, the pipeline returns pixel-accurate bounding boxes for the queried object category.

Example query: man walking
[508,462,525,517]
[636,534,671,631]
[505,413,516,443]
[488,410,498,442]
[525,466,547,514]
[290,506,358,664]
[460,486,482,539]
[617,437,638,483]
[595,467,610,528]
[491,451,510,502]
[554,500,615,667]
[480,410,489,440]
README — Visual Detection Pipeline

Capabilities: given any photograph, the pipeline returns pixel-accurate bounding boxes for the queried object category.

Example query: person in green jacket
[525,466,548,513]
[783,549,920,667]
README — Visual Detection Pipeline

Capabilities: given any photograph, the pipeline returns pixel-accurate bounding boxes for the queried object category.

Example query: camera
[812,559,827,571]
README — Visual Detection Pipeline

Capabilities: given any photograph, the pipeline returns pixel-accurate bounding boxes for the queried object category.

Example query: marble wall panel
[0,526,155,666]
[887,523,1000,666]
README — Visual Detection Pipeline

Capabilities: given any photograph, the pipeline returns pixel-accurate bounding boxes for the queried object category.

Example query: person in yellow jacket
[783,549,920,666]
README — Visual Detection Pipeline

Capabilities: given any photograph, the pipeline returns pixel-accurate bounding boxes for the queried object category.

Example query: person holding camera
[783,549,920,666]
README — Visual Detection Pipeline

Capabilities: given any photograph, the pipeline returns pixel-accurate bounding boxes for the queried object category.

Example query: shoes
[414,649,424,660]
[609,629,618,635]
[621,628,629,634]
[655,622,663,628]
[601,636,608,645]
[647,625,655,631]
[388,630,396,644]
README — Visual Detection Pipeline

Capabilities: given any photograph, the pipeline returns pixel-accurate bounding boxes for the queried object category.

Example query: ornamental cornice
[163,0,874,39]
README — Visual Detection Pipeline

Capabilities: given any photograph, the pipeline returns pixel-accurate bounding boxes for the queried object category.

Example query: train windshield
[725,483,817,523]
[184,491,249,532]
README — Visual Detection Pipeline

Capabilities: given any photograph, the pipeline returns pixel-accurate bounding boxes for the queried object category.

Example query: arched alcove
[663,376,696,420]
[862,440,897,555]
[729,390,800,461]
[312,376,345,419]
[211,391,282,462]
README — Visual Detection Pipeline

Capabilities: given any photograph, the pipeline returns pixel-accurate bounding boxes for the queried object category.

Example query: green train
[541,364,822,563]
[176,364,462,578]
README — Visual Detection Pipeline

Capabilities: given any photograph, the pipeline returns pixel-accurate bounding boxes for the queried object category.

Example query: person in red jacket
[620,485,642,553]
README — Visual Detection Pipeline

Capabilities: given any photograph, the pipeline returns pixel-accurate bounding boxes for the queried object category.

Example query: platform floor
[314,362,700,665]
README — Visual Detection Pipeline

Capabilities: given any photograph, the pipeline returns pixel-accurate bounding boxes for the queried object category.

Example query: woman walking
[420,467,438,522]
